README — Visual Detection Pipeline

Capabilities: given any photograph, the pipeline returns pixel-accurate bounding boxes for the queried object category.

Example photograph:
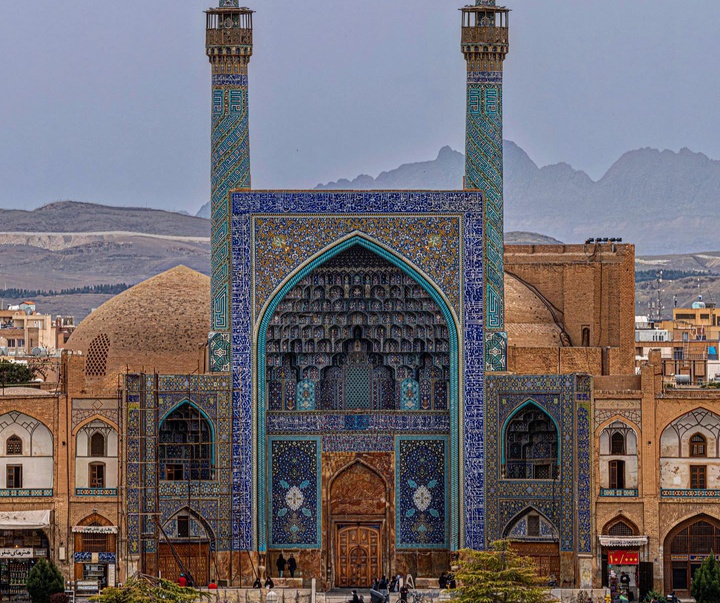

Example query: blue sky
[0,1,717,213]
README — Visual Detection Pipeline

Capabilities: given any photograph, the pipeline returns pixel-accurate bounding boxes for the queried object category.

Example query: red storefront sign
[608,551,639,565]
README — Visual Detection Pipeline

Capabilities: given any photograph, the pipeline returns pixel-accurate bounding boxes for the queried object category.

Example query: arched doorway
[504,508,560,579]
[157,509,214,586]
[73,513,117,586]
[329,462,388,588]
[664,515,720,595]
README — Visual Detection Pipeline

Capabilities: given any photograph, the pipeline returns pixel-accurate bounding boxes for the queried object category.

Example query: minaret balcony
[461,25,508,46]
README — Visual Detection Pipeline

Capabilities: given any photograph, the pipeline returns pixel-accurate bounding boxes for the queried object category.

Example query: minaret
[461,0,509,372]
[205,1,254,372]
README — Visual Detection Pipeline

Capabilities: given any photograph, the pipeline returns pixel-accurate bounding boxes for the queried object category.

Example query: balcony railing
[600,488,638,497]
[206,28,252,48]
[504,460,559,480]
[461,26,509,46]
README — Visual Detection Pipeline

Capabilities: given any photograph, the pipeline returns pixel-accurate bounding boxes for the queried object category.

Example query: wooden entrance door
[510,542,560,580]
[158,542,210,585]
[336,525,381,587]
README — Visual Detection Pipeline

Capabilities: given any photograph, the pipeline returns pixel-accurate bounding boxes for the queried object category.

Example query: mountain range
[6,137,720,319]
[310,143,720,255]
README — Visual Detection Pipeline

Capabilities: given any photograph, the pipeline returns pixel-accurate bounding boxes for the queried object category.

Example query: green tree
[26,559,65,603]
[453,540,552,603]
[691,553,720,603]
[0,360,35,385]
[91,575,210,603]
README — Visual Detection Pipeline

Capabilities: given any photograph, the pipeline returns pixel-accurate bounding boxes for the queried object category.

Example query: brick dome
[66,266,210,387]
[505,273,563,347]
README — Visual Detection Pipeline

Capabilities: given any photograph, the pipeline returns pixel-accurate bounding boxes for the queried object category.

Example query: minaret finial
[219,0,239,7]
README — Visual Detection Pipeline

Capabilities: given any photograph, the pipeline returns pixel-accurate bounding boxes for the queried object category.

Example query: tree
[0,360,34,385]
[91,575,210,603]
[453,540,552,603]
[691,553,720,603]
[26,559,64,603]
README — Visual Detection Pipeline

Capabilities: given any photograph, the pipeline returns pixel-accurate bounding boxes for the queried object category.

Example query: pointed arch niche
[257,234,460,552]
[263,242,452,412]
[502,401,559,480]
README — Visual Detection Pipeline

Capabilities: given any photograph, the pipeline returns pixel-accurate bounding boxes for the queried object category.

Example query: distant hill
[0,201,211,320]
[2,201,209,237]
[505,232,563,245]
[316,143,720,255]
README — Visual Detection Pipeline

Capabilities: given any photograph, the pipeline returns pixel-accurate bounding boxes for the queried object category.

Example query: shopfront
[0,511,51,600]
[600,534,651,601]
[72,516,117,590]
[664,517,720,596]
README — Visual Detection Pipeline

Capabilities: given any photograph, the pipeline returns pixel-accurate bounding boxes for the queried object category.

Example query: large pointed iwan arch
[255,233,461,552]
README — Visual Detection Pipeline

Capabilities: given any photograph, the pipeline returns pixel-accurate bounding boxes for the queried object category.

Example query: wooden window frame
[690,465,707,489]
[527,515,540,537]
[90,432,106,457]
[165,464,184,481]
[690,433,707,458]
[609,459,626,489]
[6,436,22,456]
[6,465,22,489]
[177,515,190,538]
[611,432,626,455]
[89,462,105,488]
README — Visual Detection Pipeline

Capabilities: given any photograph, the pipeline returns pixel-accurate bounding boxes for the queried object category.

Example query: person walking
[276,553,286,577]
[288,553,297,578]
[178,573,187,587]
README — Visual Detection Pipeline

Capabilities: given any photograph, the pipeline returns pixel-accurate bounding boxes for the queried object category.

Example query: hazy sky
[0,1,718,214]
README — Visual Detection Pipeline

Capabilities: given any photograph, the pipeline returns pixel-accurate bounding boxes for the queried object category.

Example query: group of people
[177,573,194,588]
[437,572,456,590]
[252,576,276,589]
[250,551,298,589]
[276,553,298,578]
[608,569,634,602]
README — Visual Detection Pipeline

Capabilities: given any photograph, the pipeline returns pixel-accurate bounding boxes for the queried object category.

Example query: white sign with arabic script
[71,526,117,534]
[0,548,33,558]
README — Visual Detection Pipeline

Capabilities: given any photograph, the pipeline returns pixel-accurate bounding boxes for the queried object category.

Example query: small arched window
[611,432,626,455]
[607,521,635,537]
[6,436,22,456]
[690,433,707,458]
[90,432,106,457]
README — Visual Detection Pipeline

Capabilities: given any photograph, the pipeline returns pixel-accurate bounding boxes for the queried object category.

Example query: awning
[599,535,649,547]
[0,510,51,530]
[72,525,117,534]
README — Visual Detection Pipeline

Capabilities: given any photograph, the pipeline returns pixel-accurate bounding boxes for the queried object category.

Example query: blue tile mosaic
[396,437,448,549]
[269,437,321,548]
[232,191,481,552]
[484,374,591,555]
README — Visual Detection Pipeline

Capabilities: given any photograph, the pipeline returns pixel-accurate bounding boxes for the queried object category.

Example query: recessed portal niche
[265,244,451,412]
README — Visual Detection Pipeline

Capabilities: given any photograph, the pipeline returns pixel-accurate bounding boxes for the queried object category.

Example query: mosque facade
[123,0,591,590]
[1,0,718,597]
